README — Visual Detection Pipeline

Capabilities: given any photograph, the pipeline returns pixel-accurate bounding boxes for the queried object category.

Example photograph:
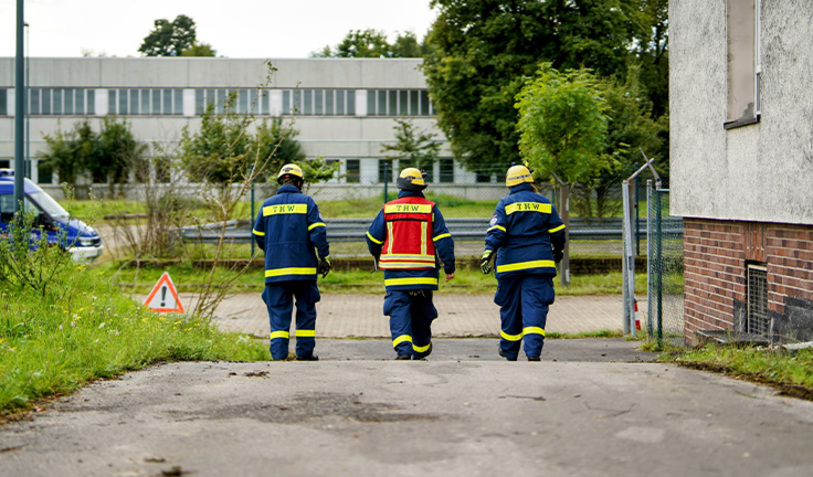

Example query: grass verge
[0,263,270,418]
[659,343,813,401]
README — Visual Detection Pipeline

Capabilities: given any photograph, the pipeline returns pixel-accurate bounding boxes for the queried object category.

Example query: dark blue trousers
[494,274,555,360]
[384,290,438,359]
[262,281,320,360]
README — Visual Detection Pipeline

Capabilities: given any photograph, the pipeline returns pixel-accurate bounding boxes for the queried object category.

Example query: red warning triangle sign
[144,272,185,313]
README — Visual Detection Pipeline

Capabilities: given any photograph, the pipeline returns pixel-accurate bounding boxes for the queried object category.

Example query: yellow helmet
[505,165,534,187]
[277,164,304,184]
[397,167,427,191]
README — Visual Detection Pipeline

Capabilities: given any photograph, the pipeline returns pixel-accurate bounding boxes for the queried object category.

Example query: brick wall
[683,219,813,344]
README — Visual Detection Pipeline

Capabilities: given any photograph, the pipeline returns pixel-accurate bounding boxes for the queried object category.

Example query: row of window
[0,88,434,117]
[282,89,357,116]
[340,159,455,184]
[110,89,184,116]
[367,90,433,116]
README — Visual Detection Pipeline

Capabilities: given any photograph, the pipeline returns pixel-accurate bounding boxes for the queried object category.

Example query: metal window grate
[746,264,769,335]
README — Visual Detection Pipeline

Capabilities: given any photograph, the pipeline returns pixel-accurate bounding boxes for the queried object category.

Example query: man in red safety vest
[366,168,456,360]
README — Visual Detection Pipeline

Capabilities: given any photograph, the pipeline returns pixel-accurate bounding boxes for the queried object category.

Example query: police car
[0,169,103,261]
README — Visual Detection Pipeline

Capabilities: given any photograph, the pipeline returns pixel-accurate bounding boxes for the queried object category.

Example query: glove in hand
[480,250,494,275]
[553,250,564,264]
[318,257,331,278]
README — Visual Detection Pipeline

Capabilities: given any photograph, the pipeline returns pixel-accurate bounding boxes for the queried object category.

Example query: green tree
[516,64,609,186]
[139,14,200,57]
[580,71,664,220]
[381,118,441,172]
[95,118,148,196]
[423,0,655,172]
[515,63,610,286]
[180,42,217,57]
[631,0,669,118]
[312,29,430,58]
[253,118,306,181]
[39,125,87,186]
[179,99,253,184]
[39,119,145,196]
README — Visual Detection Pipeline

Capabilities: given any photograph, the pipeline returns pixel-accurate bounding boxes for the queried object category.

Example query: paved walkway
[191,293,636,338]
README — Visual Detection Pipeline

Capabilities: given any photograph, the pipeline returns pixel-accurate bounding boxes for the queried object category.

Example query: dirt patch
[166,392,441,424]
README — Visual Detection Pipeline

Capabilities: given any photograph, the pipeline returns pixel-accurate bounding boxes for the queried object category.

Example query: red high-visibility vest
[379,197,436,269]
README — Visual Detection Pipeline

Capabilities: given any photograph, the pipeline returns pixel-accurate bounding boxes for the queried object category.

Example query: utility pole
[14,0,25,213]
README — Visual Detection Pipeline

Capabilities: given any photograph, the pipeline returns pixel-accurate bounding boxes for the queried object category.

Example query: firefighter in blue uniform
[480,165,566,361]
[253,164,330,361]
[366,168,456,360]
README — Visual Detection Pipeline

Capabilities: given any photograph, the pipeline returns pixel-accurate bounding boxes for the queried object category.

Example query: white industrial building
[0,57,504,200]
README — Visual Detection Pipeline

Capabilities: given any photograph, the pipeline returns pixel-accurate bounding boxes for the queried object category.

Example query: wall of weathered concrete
[670,0,813,225]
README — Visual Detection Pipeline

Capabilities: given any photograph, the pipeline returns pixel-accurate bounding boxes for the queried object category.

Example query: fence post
[622,180,636,336]
[646,180,654,338]
[655,188,664,346]
[559,184,571,288]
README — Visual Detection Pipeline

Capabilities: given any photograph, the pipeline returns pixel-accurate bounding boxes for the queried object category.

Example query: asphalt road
[2,339,812,477]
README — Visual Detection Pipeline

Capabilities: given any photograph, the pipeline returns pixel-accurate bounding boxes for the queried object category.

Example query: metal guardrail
[174,217,683,245]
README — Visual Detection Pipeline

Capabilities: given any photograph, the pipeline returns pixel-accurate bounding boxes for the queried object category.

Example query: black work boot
[296,354,319,361]
[527,356,541,362]
[395,354,412,360]
[499,348,517,362]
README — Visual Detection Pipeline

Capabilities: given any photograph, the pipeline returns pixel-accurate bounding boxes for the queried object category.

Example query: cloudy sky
[1,0,438,58]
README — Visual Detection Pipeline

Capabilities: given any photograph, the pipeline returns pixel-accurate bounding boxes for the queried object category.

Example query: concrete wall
[0,57,464,185]
[670,0,813,225]
[0,57,427,89]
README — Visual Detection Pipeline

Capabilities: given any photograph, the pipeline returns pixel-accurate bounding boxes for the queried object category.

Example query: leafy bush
[0,244,269,414]
[0,214,75,298]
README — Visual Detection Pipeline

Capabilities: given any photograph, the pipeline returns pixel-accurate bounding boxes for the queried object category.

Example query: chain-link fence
[302,163,625,261]
[646,184,684,342]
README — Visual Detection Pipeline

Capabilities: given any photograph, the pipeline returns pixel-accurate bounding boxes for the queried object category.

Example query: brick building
[670,0,813,344]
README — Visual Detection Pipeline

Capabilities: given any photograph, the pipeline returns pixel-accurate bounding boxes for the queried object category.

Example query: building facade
[0,57,505,201]
[670,0,813,343]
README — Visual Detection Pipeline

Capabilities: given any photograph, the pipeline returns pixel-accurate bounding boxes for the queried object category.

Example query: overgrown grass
[0,263,270,416]
[661,343,813,400]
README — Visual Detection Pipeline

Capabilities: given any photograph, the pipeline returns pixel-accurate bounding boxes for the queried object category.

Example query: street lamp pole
[25,22,30,180]
[13,0,25,213]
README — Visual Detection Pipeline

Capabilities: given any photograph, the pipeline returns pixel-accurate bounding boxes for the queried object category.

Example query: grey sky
[1,0,438,58]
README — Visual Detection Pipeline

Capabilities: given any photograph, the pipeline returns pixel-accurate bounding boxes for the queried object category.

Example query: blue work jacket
[485,183,566,279]
[366,190,456,291]
[252,184,329,284]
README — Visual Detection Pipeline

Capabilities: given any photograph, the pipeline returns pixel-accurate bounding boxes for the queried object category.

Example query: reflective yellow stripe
[252,229,265,236]
[265,267,317,277]
[501,330,523,341]
[270,331,290,340]
[384,277,439,287]
[295,330,316,337]
[496,260,556,273]
[413,342,431,353]
[379,263,436,269]
[263,204,307,216]
[505,202,552,215]
[386,222,394,255]
[523,326,545,336]
[366,232,383,244]
[487,225,506,233]
[380,254,435,261]
[308,222,326,231]
[420,221,427,256]
[432,233,451,242]
[393,334,413,347]
[548,224,565,233]
[385,204,432,214]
